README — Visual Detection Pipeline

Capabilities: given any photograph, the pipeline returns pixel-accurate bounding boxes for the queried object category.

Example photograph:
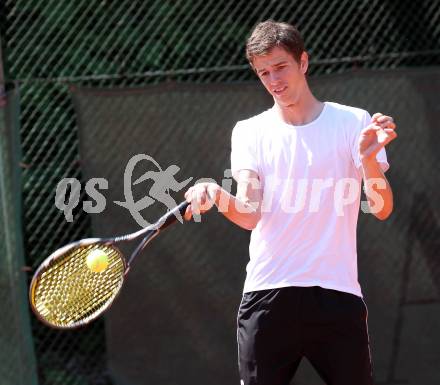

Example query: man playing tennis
[184,20,397,385]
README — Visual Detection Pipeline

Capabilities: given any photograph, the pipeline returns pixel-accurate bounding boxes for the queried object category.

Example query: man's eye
[260,72,268,77]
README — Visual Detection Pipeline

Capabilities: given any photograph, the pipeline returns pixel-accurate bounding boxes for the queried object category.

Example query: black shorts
[237,286,373,385]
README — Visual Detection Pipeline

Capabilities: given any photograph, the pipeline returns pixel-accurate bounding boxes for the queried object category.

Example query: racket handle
[157,201,189,231]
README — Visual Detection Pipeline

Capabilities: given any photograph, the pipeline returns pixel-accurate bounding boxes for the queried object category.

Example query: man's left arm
[358,113,397,220]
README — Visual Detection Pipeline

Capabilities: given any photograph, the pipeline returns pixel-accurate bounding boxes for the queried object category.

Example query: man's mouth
[273,86,287,95]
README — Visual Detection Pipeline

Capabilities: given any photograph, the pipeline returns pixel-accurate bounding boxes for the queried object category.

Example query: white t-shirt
[230,102,389,297]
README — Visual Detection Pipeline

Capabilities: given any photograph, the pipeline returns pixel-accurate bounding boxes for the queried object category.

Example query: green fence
[1,1,439,385]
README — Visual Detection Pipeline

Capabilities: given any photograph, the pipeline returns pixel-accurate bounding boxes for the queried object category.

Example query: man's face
[252,47,308,108]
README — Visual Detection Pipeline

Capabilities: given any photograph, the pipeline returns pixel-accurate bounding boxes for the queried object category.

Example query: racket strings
[35,247,123,325]
[32,244,125,327]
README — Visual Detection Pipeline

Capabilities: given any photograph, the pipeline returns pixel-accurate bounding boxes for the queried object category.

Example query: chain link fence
[1,1,439,385]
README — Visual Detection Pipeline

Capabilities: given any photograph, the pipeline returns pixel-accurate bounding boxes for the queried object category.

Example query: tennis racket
[29,201,189,329]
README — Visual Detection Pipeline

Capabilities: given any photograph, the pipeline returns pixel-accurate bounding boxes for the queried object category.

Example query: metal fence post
[0,32,39,385]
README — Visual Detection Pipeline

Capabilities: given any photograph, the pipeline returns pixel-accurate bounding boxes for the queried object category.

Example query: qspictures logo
[55,154,385,226]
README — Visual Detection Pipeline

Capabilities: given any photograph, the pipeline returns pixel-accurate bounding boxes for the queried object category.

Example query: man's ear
[300,51,309,74]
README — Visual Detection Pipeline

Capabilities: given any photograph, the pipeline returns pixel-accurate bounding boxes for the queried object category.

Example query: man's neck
[275,92,324,126]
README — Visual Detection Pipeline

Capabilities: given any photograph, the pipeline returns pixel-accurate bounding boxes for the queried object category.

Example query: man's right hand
[183,170,263,230]
[184,182,221,220]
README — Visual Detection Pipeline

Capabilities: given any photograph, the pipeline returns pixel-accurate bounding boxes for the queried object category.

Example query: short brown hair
[246,20,305,66]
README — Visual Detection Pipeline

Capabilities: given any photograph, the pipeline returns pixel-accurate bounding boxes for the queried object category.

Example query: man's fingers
[365,123,395,133]
[361,124,381,134]
[184,187,192,201]
[371,112,383,121]
[184,205,193,221]
[384,129,398,139]
[206,184,217,201]
[387,122,396,129]
[377,121,396,131]
[372,114,396,129]
[184,183,218,218]
[362,124,397,142]
[196,187,207,206]
[377,128,397,144]
[375,115,393,123]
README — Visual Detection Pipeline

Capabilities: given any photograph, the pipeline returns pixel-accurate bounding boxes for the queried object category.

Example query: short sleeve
[230,121,259,180]
[351,110,389,172]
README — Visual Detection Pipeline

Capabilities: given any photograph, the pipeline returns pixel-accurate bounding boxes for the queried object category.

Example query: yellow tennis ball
[86,249,109,273]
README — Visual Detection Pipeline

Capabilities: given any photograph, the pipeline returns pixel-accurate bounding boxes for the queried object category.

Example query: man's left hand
[359,113,397,160]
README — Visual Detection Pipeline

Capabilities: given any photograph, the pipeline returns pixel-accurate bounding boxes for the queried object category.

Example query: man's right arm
[184,169,263,230]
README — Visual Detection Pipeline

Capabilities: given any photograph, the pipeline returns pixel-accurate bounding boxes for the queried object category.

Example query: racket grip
[158,201,189,231]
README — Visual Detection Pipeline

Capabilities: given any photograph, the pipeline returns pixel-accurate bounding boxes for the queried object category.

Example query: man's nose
[269,71,280,83]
